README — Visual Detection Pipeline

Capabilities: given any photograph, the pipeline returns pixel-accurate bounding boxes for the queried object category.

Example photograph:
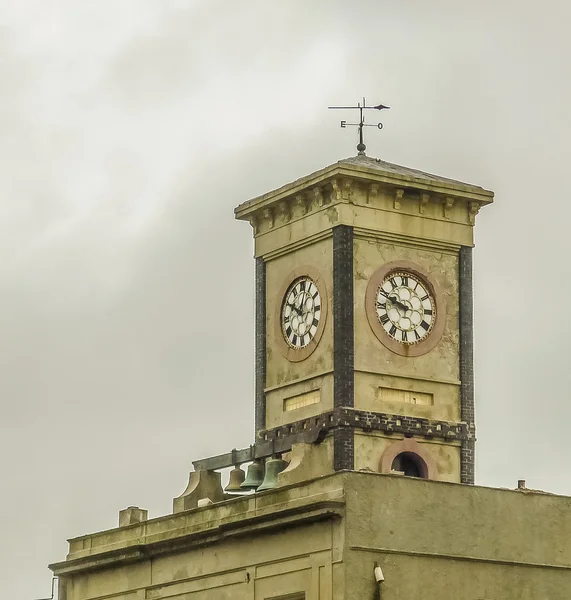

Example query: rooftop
[235,155,493,219]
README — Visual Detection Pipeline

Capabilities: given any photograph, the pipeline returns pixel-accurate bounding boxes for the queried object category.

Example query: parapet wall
[50,472,571,600]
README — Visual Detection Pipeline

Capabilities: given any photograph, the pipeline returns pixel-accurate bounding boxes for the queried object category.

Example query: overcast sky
[2,1,571,598]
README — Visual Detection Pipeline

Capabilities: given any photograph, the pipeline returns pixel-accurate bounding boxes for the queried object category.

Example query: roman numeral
[414,330,421,340]
[402,330,408,342]
[292,334,298,346]
[389,324,397,337]
[424,309,433,316]
[389,278,398,289]
[419,320,430,331]
[376,300,386,310]
[402,275,409,286]
[285,326,292,338]
[312,318,319,328]
[314,304,320,311]
[380,314,390,325]
[420,294,429,301]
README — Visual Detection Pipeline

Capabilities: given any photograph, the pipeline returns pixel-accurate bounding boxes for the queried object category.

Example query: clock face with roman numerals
[281,277,322,349]
[375,271,435,344]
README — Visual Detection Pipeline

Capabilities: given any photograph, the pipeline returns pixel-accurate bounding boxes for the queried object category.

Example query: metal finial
[328,97,390,155]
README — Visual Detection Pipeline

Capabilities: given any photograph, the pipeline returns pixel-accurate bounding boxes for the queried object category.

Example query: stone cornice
[50,489,345,576]
[235,161,493,235]
[259,407,473,446]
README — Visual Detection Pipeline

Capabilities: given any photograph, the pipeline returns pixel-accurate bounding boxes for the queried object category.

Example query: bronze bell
[225,465,246,493]
[240,459,264,490]
[257,456,288,491]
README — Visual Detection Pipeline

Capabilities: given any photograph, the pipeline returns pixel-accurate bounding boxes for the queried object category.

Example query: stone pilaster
[333,225,354,470]
[255,257,266,436]
[459,246,475,484]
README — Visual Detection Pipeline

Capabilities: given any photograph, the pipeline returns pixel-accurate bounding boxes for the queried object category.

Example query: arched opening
[379,438,436,480]
[391,451,428,479]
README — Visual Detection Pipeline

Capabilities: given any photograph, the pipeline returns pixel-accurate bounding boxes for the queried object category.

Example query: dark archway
[391,451,428,479]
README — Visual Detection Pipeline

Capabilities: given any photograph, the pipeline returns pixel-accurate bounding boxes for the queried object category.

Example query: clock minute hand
[299,291,309,315]
[292,292,304,316]
[388,295,408,313]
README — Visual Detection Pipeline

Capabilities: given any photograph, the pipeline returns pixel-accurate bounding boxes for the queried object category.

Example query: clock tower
[50,148,571,600]
[235,154,493,484]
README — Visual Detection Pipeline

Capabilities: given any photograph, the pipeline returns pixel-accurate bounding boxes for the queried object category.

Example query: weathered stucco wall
[353,370,460,421]
[265,236,334,428]
[65,526,335,600]
[345,473,571,600]
[353,236,460,386]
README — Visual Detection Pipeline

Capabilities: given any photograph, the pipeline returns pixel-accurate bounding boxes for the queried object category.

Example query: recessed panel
[377,387,433,406]
[284,390,321,412]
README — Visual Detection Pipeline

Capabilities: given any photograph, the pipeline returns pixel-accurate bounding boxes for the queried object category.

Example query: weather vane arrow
[328,97,390,155]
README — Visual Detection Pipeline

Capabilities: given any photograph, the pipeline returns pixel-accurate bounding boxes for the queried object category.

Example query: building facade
[50,155,571,599]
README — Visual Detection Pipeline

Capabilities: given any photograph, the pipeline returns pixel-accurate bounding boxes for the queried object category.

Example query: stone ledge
[50,486,345,575]
[51,502,342,577]
[191,408,472,474]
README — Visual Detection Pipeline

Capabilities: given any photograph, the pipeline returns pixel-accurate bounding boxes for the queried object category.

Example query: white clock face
[282,277,322,349]
[375,271,435,344]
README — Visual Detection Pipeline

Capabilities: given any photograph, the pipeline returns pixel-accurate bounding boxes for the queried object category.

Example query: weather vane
[328,97,390,155]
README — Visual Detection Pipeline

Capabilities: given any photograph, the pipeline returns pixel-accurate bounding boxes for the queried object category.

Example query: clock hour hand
[379,291,408,313]
[291,302,303,316]
[387,295,409,313]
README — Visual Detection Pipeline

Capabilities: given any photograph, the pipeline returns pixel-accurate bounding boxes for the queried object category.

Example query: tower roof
[235,155,493,220]
[338,155,488,191]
